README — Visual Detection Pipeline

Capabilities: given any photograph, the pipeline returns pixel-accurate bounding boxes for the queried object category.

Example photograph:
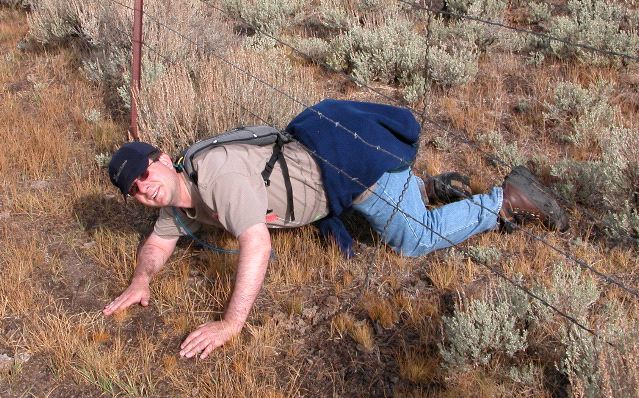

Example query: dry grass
[364,294,399,328]
[1,3,639,398]
[138,47,324,154]
[397,347,441,384]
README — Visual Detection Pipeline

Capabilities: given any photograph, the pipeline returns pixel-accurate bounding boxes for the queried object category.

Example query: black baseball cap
[108,142,158,196]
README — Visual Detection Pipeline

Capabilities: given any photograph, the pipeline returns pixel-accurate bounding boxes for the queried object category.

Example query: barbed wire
[198,0,639,248]
[195,0,639,289]
[113,0,639,310]
[104,0,639,300]
[102,0,633,347]
[397,0,639,63]
[109,0,638,255]
[143,34,611,345]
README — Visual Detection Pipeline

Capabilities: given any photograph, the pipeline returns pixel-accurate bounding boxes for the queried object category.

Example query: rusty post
[129,0,143,141]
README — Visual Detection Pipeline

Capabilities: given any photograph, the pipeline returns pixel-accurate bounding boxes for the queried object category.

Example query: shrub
[530,262,599,324]
[325,17,425,85]
[439,297,528,370]
[443,0,508,51]
[291,37,331,63]
[311,0,407,34]
[319,13,480,99]
[83,109,102,123]
[550,126,638,211]
[477,131,527,168]
[26,0,82,44]
[604,202,639,245]
[94,153,111,168]
[0,0,31,8]
[467,245,502,265]
[527,2,551,24]
[560,302,639,398]
[546,78,638,240]
[522,0,639,65]
[439,279,529,371]
[544,80,614,145]
[222,0,307,36]
[315,0,355,32]
[439,262,638,394]
[426,42,479,87]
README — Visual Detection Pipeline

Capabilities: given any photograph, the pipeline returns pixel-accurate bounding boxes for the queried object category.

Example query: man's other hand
[103,279,151,316]
[179,320,242,359]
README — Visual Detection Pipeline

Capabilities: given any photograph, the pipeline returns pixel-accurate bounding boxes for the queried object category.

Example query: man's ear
[158,152,173,167]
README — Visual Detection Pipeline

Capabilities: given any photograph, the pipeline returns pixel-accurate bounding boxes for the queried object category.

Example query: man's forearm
[132,234,177,284]
[132,255,164,284]
[177,224,271,358]
[223,224,271,329]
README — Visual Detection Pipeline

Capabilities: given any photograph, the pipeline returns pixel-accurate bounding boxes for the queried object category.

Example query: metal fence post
[129,0,143,141]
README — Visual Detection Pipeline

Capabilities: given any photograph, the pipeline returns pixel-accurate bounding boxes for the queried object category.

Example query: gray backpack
[176,126,296,221]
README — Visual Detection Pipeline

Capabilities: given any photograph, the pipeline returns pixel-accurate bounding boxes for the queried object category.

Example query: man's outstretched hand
[103,279,151,316]
[179,320,242,359]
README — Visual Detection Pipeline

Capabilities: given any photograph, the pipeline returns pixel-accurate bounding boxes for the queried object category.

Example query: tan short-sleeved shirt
[153,141,329,238]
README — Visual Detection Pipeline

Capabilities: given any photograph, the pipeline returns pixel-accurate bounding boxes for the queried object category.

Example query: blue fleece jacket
[286,99,420,257]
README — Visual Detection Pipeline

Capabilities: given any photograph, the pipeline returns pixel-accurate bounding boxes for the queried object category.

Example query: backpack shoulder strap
[262,136,295,222]
[179,126,290,184]
[178,126,296,222]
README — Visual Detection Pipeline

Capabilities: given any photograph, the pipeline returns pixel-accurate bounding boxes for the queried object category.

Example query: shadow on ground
[72,193,159,238]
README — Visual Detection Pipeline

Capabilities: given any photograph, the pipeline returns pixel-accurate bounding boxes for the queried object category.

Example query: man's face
[129,153,179,207]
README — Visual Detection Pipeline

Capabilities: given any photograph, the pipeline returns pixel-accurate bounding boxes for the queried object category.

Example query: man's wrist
[131,274,151,285]
[222,317,245,334]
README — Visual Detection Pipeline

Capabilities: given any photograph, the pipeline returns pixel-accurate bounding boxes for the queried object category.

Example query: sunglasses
[128,160,158,196]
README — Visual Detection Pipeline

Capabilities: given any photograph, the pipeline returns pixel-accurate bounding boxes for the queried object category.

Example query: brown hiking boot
[421,172,473,205]
[500,166,569,233]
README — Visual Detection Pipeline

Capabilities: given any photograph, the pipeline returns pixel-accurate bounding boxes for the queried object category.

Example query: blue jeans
[352,169,502,257]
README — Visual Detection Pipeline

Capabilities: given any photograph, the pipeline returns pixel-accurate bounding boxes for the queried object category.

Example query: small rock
[0,211,10,220]
[82,241,96,249]
[391,376,399,384]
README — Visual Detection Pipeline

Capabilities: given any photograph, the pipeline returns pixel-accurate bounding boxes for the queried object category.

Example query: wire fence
[191,0,639,293]
[102,0,638,349]
[194,0,639,249]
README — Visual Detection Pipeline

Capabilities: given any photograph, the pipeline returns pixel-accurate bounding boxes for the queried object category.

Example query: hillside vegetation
[1,0,638,396]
